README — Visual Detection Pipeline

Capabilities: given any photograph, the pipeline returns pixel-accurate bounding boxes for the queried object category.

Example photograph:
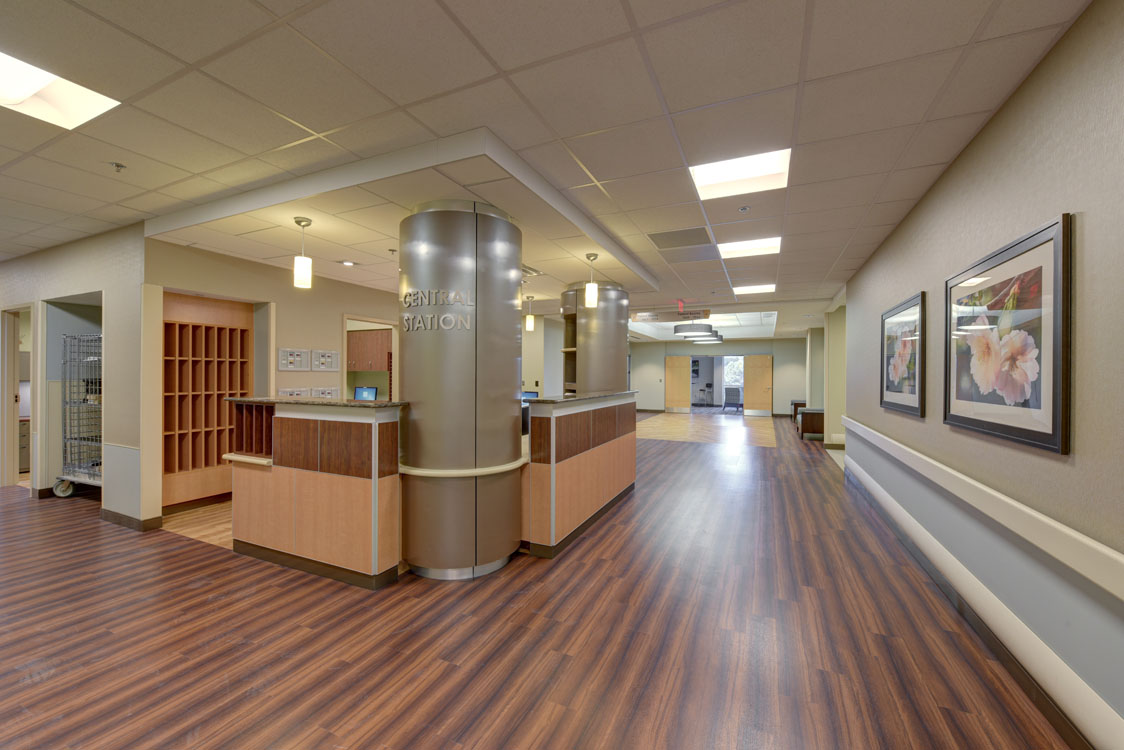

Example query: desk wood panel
[591,406,618,448]
[376,475,400,574]
[530,417,552,464]
[554,411,591,463]
[530,463,552,545]
[617,402,636,435]
[319,421,372,479]
[292,471,373,574]
[273,418,318,472]
[231,464,293,553]
[377,422,399,478]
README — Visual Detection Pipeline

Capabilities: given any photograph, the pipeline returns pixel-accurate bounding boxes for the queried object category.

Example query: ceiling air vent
[646,227,713,250]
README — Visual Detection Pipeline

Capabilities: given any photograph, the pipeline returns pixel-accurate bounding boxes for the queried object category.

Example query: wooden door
[664,356,691,413]
[743,355,773,413]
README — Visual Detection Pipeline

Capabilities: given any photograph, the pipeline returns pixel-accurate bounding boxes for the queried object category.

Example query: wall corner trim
[844,454,1124,749]
[842,417,1124,602]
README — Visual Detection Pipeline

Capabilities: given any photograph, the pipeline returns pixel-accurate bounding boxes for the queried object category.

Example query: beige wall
[521,315,543,393]
[846,0,1124,552]
[805,328,824,409]
[824,307,846,443]
[629,339,806,414]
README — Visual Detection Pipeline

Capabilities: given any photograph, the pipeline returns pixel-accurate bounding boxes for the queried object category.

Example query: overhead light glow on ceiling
[959,277,991,287]
[732,284,776,295]
[689,149,791,201]
[0,50,119,129]
[718,236,782,259]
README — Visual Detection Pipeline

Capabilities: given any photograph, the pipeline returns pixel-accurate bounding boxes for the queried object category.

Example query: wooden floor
[162,500,234,549]
[0,419,1065,749]
[636,411,777,447]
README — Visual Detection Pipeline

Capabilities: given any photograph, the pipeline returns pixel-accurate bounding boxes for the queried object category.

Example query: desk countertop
[226,397,408,409]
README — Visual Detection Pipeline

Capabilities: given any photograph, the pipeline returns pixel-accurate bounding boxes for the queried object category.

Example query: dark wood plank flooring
[0,419,1065,749]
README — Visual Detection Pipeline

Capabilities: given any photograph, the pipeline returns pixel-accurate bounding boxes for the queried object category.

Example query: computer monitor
[354,386,378,401]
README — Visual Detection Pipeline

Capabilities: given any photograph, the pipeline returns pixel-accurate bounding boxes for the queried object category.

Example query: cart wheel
[52,480,74,498]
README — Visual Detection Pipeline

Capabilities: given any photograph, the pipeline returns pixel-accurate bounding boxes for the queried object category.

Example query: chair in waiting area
[796,407,825,440]
[790,399,806,423]
[722,387,742,413]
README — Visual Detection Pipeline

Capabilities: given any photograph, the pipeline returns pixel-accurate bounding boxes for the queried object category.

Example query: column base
[410,553,512,581]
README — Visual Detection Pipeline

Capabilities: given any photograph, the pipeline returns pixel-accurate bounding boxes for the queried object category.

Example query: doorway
[1,307,32,489]
[344,316,397,402]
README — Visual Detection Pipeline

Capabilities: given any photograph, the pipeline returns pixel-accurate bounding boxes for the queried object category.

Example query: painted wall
[630,339,806,413]
[18,310,30,353]
[521,316,544,393]
[542,317,563,396]
[824,307,847,443]
[805,329,825,409]
[845,0,1123,553]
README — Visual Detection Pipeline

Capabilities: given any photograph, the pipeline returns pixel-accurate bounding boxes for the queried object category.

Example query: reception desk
[224,397,405,589]
[523,392,637,557]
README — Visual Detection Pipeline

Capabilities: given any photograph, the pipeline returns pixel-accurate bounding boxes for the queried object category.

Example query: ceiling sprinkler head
[109,161,126,173]
[293,216,312,228]
[738,205,750,213]
[585,252,598,262]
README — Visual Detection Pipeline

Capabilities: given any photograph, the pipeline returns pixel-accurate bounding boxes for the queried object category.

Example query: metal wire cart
[54,333,103,497]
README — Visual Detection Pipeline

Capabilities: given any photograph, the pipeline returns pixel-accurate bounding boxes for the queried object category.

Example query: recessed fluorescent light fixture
[0,51,119,129]
[339,260,355,266]
[718,236,781,259]
[732,284,776,295]
[959,277,991,287]
[689,149,791,201]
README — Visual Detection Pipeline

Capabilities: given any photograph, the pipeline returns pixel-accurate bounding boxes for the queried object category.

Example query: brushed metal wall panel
[572,282,630,394]
[476,471,521,565]
[402,475,475,570]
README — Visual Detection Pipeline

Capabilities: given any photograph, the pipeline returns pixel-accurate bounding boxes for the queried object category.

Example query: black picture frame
[943,214,1071,453]
[880,292,925,417]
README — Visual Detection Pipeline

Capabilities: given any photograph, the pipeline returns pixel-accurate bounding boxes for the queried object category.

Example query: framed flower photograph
[944,214,1071,452]
[880,292,925,417]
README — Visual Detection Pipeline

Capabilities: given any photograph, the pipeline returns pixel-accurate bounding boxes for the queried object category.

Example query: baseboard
[823,442,845,450]
[35,487,52,499]
[844,460,1102,750]
[528,483,635,559]
[100,507,162,532]
[636,408,664,413]
[233,540,398,590]
[162,493,231,516]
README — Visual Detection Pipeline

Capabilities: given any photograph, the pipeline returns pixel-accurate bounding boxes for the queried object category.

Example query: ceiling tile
[0,0,183,101]
[3,156,143,202]
[407,79,552,150]
[806,0,990,79]
[627,0,727,27]
[711,217,785,243]
[701,190,787,224]
[602,169,697,212]
[437,156,510,187]
[627,202,705,233]
[135,73,310,155]
[980,0,1089,39]
[0,109,64,152]
[875,164,946,202]
[57,215,119,234]
[596,213,642,237]
[898,112,989,168]
[201,215,276,235]
[24,225,90,244]
[471,178,583,239]
[0,215,48,234]
[292,0,495,105]
[518,142,591,188]
[306,187,387,214]
[73,0,272,63]
[931,28,1059,118]
[159,176,236,203]
[204,26,392,132]
[511,39,665,137]
[80,107,243,173]
[204,159,290,189]
[0,177,104,214]
[643,2,805,111]
[786,173,884,214]
[83,204,153,225]
[120,191,194,213]
[444,0,629,69]
[783,206,866,235]
[326,111,435,158]
[365,169,476,208]
[659,246,719,263]
[798,52,960,143]
[259,139,354,175]
[865,199,916,225]
[566,119,683,181]
[567,185,618,215]
[336,203,411,237]
[672,88,797,166]
[851,224,895,245]
[36,134,192,190]
[0,148,17,169]
[789,126,914,184]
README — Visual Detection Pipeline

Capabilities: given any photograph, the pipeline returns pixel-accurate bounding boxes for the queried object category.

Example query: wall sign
[401,288,474,332]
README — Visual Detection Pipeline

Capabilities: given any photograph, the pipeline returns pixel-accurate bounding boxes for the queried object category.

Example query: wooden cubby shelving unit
[162,292,255,507]
[231,402,274,457]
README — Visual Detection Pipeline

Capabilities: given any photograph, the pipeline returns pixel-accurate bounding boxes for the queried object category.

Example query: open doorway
[1,307,32,489]
[344,317,396,401]
[690,356,745,414]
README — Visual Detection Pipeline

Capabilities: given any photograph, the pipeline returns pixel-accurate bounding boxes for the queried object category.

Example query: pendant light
[293,216,312,289]
[584,252,599,307]
[674,323,714,338]
[524,295,535,332]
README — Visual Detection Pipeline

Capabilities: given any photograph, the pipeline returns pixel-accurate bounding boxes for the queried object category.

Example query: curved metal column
[561,281,630,393]
[399,201,522,580]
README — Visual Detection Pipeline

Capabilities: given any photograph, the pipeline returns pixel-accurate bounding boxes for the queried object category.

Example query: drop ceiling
[0,0,1091,317]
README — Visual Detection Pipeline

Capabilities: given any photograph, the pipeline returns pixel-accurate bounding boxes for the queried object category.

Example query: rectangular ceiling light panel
[732,284,776,295]
[689,149,790,201]
[718,236,781,258]
[0,51,119,129]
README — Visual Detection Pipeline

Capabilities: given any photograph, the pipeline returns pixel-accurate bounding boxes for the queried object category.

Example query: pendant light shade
[674,323,714,338]
[524,295,535,332]
[293,216,312,289]
[584,252,599,307]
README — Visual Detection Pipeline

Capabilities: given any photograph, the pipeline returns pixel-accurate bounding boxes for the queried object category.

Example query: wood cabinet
[347,329,391,372]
